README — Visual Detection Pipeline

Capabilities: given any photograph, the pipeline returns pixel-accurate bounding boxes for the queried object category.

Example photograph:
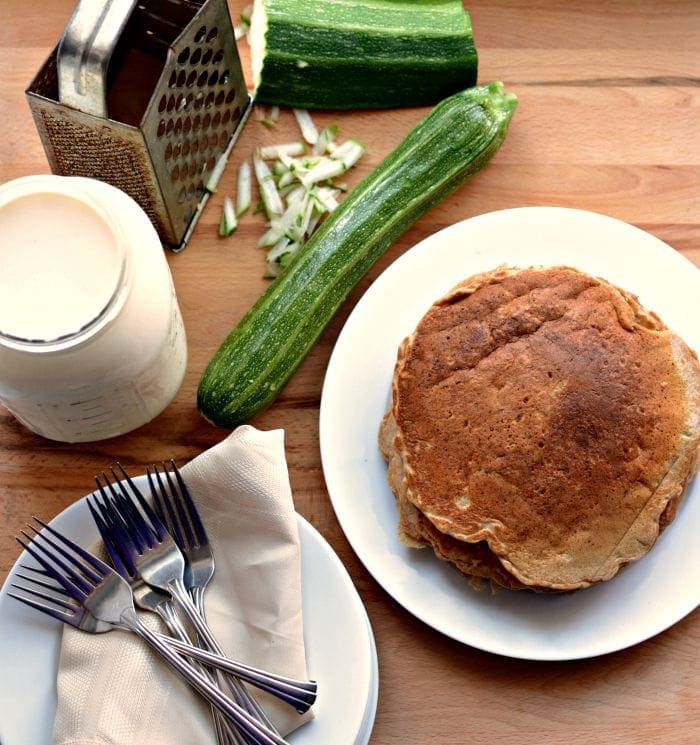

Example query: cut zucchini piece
[249,0,478,109]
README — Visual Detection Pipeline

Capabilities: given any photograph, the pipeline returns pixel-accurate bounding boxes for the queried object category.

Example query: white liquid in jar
[0,175,187,442]
[0,192,123,341]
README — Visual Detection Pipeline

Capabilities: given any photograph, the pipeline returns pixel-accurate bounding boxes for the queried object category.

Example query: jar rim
[0,175,132,354]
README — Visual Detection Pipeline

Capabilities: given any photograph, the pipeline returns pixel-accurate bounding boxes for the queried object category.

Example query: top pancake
[390,265,700,590]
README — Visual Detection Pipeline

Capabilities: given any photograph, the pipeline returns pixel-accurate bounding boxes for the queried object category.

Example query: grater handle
[57,0,138,119]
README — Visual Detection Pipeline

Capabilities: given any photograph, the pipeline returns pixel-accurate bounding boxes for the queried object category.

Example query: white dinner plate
[320,206,700,661]
[0,482,378,745]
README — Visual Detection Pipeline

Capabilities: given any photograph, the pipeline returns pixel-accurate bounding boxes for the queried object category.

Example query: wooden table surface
[1,1,699,743]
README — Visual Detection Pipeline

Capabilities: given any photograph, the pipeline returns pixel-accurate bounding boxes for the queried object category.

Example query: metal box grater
[26,0,252,250]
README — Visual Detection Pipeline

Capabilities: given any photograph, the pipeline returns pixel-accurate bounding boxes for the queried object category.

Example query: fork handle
[189,586,278,745]
[156,604,248,745]
[121,610,290,745]
[156,634,317,713]
[167,578,280,733]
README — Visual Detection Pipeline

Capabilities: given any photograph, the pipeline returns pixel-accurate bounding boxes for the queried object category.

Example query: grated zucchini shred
[251,109,365,275]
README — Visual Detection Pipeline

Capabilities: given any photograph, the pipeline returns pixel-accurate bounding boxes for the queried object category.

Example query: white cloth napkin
[54,425,313,744]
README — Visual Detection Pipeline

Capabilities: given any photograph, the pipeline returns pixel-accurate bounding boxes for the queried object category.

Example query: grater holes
[159,23,242,220]
[158,94,167,113]
[157,119,166,138]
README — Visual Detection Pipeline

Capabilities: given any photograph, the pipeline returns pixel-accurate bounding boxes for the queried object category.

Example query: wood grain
[0,1,699,743]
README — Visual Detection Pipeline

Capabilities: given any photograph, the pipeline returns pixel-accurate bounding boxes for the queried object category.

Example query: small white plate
[320,206,700,661]
[0,484,378,745]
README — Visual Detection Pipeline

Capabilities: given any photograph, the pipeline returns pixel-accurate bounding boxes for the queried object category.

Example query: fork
[146,462,296,726]
[88,488,241,745]
[13,565,317,711]
[146,462,213,616]
[88,490,189,638]
[99,467,280,737]
[12,519,288,745]
[89,485,316,713]
[146,461,266,745]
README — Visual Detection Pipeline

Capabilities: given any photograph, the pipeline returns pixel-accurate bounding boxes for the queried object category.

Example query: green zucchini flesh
[198,83,517,426]
[249,0,478,109]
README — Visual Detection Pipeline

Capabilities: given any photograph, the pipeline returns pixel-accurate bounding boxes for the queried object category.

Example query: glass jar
[0,174,187,442]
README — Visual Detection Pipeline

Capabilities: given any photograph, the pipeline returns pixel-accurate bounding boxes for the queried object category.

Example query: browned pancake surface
[380,409,529,589]
[389,266,700,590]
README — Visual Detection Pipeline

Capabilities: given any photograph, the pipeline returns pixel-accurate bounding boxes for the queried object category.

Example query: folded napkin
[54,426,313,744]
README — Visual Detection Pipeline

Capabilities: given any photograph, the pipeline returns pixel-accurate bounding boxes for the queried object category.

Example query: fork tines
[103,466,169,544]
[11,518,113,623]
[87,490,137,581]
[15,518,112,601]
[92,467,174,564]
[147,460,208,552]
[9,565,83,626]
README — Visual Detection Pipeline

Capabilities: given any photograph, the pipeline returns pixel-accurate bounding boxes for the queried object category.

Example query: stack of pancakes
[379,266,700,592]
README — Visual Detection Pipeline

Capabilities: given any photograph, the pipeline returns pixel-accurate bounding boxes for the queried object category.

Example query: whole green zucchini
[198,82,517,426]
[249,0,478,109]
